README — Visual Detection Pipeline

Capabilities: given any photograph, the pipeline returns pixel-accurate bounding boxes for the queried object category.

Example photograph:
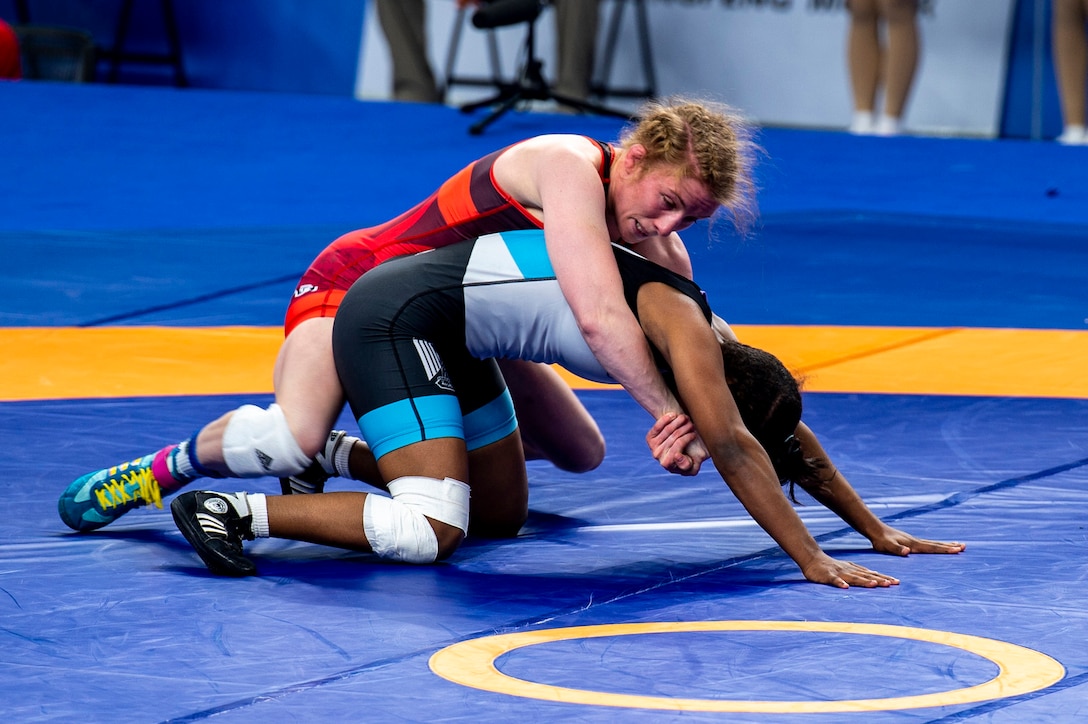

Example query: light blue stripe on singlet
[359,395,464,460]
[463,390,517,451]
[501,229,554,279]
[358,391,517,459]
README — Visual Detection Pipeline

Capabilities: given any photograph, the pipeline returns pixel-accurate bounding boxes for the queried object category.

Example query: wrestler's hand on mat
[646,413,704,476]
[869,526,967,556]
[802,553,900,589]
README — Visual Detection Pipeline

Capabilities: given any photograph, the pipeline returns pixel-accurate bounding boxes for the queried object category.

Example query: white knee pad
[221,403,311,478]
[363,476,470,564]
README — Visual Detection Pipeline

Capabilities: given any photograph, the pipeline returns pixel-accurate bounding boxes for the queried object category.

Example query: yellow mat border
[3,325,1086,401]
[429,620,1065,713]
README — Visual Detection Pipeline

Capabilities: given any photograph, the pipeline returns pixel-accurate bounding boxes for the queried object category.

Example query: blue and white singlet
[331,229,710,459]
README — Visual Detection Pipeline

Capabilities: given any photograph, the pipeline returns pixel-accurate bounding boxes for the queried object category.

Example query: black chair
[12,0,186,87]
[14,25,96,82]
[103,0,187,87]
[457,0,634,135]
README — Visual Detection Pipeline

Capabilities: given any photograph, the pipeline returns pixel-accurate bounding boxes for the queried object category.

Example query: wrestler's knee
[469,517,525,539]
[364,476,470,563]
[553,433,606,474]
[469,502,528,539]
[221,404,311,478]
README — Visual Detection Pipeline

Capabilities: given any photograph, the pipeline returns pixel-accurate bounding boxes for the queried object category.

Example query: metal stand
[459,3,633,135]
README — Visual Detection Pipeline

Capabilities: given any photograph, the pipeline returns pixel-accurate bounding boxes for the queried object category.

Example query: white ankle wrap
[363,476,470,564]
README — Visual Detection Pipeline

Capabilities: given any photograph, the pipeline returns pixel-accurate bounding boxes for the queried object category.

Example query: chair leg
[591,0,656,100]
[160,0,187,87]
[548,90,633,120]
[440,8,466,101]
[459,82,521,114]
[105,0,186,87]
[634,0,656,97]
[469,90,528,135]
[593,0,623,98]
[443,8,508,104]
[107,0,134,83]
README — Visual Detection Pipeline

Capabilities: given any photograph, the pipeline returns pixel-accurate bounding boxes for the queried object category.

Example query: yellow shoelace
[94,462,163,511]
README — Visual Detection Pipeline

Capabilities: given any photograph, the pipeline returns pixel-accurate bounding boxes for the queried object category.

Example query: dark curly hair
[719,340,826,499]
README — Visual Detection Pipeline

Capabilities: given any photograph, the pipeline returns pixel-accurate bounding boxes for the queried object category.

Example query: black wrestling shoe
[278,430,352,495]
[279,459,328,495]
[171,491,256,577]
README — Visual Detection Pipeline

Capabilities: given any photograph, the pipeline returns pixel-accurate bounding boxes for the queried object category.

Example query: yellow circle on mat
[429,620,1065,713]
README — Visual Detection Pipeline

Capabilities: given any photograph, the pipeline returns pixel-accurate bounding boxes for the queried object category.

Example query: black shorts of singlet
[331,244,517,460]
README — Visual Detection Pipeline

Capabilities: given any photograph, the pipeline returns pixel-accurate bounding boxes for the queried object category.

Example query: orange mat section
[3,325,1087,402]
[3,327,282,401]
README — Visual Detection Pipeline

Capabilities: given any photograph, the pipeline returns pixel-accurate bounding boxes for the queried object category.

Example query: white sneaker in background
[1056,125,1086,145]
[874,114,903,137]
[849,110,875,135]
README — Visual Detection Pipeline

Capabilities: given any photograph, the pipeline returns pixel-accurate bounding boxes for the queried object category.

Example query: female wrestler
[170,230,964,586]
[60,98,756,533]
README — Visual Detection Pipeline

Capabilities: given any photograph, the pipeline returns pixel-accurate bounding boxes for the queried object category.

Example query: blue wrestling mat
[1,82,1086,722]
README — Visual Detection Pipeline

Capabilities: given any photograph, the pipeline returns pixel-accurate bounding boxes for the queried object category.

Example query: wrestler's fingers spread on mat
[909,538,967,554]
[806,557,900,588]
[869,530,914,557]
[843,562,900,588]
[876,528,967,556]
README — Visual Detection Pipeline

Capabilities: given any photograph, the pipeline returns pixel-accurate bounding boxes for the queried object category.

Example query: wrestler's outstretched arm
[790,423,966,556]
[637,282,897,588]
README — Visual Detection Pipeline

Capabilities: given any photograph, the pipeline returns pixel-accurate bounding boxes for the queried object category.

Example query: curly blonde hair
[620,97,758,234]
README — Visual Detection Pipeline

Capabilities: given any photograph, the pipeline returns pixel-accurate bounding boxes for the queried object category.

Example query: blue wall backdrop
[1,0,366,93]
[1001,0,1065,139]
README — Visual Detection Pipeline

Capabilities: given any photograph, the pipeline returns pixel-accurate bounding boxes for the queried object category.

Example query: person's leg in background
[846,0,918,136]
[877,0,919,135]
[553,0,601,105]
[847,0,881,134]
[376,0,442,103]
[1052,0,1088,144]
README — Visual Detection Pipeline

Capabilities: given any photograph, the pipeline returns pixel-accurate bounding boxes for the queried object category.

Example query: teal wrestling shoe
[59,454,165,532]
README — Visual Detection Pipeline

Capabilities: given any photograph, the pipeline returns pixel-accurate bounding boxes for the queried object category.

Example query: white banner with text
[356,0,1016,136]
